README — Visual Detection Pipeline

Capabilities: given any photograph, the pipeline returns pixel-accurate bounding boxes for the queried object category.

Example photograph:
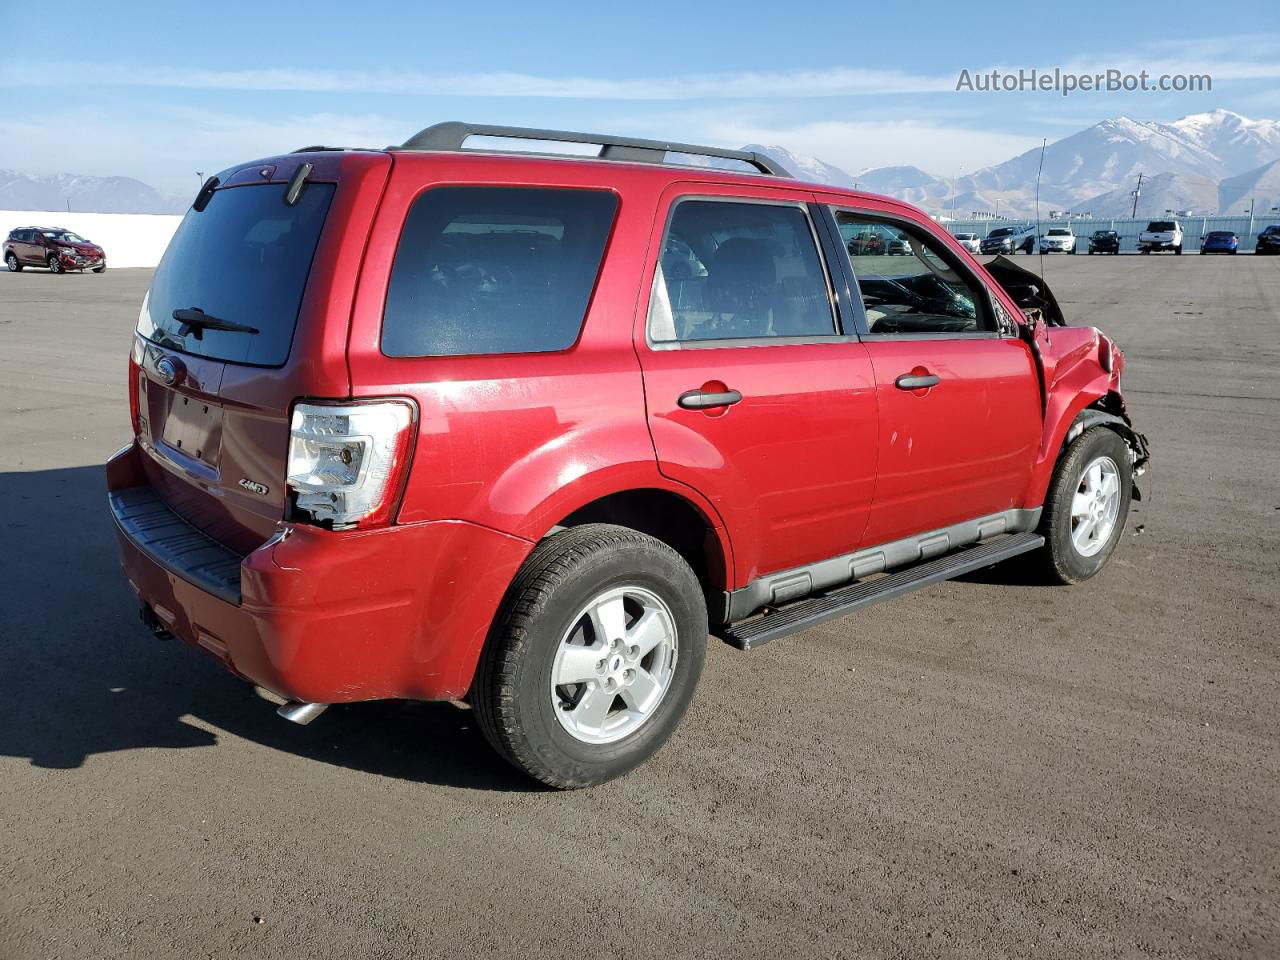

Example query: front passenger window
[837,214,984,335]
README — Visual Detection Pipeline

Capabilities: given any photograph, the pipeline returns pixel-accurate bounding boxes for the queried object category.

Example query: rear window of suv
[381,187,618,358]
[138,182,335,366]
[1147,221,1176,231]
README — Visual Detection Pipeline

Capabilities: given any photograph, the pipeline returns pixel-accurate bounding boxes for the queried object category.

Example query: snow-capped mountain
[0,170,185,214]
[760,109,1280,219]
[1170,110,1280,177]
[740,144,857,187]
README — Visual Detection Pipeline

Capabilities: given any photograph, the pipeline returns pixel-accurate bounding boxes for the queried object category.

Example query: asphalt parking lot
[1,256,1277,960]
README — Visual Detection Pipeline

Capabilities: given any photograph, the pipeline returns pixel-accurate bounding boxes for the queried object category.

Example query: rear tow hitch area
[139,602,173,641]
[276,701,329,725]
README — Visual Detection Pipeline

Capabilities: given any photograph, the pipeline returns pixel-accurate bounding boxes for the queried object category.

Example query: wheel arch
[548,487,734,620]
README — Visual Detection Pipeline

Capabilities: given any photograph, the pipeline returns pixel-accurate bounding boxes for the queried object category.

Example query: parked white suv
[1138,219,1183,255]
[1039,227,1077,254]
[954,232,981,254]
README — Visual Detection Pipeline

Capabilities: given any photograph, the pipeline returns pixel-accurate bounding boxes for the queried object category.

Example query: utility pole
[1130,173,1144,218]
[1248,197,1255,236]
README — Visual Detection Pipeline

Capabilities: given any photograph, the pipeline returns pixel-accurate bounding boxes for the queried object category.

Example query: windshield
[988,228,1013,238]
[1206,232,1233,240]
[1095,231,1116,237]
[1048,229,1070,236]
[44,230,86,243]
[955,233,976,240]
[138,182,334,366]
[1147,221,1176,231]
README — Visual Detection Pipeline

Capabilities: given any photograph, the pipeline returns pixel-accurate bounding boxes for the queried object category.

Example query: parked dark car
[980,225,1035,255]
[1200,231,1239,255]
[1088,230,1120,254]
[1256,225,1280,255]
[4,226,106,273]
[108,121,1149,788]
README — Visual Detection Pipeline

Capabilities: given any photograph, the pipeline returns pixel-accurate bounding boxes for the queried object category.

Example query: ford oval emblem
[156,356,184,386]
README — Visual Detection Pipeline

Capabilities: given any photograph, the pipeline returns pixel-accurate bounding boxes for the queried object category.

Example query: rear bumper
[107,442,532,704]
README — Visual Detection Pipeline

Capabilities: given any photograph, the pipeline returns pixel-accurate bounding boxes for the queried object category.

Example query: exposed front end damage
[984,255,1151,502]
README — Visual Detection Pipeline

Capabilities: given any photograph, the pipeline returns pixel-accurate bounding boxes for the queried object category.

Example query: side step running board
[715,532,1045,650]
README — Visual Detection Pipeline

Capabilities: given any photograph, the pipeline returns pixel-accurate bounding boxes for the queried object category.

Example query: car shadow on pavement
[0,464,537,792]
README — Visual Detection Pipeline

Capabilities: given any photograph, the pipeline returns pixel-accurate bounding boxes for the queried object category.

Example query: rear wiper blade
[172,307,259,339]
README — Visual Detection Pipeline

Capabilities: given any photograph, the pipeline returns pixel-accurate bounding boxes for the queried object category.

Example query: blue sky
[2,0,1278,193]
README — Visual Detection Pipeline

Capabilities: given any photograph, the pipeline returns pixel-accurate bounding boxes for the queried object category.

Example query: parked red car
[108,123,1148,787]
[4,226,106,273]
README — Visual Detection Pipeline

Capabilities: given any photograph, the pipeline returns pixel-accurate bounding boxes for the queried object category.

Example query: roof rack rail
[395,121,791,178]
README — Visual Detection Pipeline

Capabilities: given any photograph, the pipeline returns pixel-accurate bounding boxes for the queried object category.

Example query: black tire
[4,252,21,272]
[1141,248,1150,255]
[92,264,106,273]
[473,524,708,789]
[47,254,63,274]
[1174,245,1182,255]
[1035,427,1133,585]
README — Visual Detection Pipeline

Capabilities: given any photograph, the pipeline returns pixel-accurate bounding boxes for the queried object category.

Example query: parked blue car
[1200,231,1239,254]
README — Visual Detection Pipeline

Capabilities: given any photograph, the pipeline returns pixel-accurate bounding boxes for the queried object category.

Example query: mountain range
[749,109,1280,219]
[3,109,1277,219]
[0,170,186,215]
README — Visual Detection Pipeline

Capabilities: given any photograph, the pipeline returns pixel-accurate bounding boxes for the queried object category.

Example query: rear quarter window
[381,187,618,358]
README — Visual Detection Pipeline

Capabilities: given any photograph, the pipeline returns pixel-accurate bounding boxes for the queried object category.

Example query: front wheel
[1035,428,1133,584]
[473,524,708,788]
[5,252,20,272]
[46,254,63,274]
[92,263,106,273]
[1174,245,1182,255]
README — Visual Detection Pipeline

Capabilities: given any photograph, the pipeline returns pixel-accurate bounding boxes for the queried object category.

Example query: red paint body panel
[857,337,1042,545]
[110,442,531,702]
[109,145,1138,707]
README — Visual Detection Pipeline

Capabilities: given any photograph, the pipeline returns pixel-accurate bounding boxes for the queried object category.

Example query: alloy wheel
[1070,456,1121,557]
[550,585,678,745]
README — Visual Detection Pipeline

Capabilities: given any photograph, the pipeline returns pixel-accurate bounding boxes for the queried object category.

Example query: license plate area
[160,393,224,468]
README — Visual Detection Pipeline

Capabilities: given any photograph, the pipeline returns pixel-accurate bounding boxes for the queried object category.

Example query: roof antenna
[1034,137,1047,285]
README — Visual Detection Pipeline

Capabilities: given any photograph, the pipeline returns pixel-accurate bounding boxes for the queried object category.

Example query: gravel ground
[0,256,1276,959]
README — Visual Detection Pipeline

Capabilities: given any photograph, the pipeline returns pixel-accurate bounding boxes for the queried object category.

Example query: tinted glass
[382,187,618,358]
[648,200,834,343]
[1148,221,1176,231]
[988,228,1013,238]
[837,214,984,335]
[138,183,334,366]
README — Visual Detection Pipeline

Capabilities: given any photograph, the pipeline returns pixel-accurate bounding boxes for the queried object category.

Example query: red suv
[108,123,1149,787]
[5,226,106,273]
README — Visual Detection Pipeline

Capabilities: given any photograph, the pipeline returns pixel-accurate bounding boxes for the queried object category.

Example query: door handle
[678,388,743,410]
[895,373,940,390]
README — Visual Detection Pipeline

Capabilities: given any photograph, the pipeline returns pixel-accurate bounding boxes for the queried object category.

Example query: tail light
[286,399,417,530]
[128,354,141,434]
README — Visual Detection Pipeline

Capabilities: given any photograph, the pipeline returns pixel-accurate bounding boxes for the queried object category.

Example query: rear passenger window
[382,187,618,357]
[648,200,835,343]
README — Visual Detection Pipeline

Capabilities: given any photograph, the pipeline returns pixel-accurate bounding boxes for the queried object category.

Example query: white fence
[0,210,182,268]
[944,215,1280,253]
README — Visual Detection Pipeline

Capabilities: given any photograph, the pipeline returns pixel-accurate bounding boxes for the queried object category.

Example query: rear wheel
[473,524,707,788]
[46,254,63,274]
[5,252,20,272]
[1035,428,1133,584]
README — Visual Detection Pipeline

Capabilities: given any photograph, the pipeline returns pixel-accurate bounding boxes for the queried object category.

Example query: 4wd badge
[238,478,270,496]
